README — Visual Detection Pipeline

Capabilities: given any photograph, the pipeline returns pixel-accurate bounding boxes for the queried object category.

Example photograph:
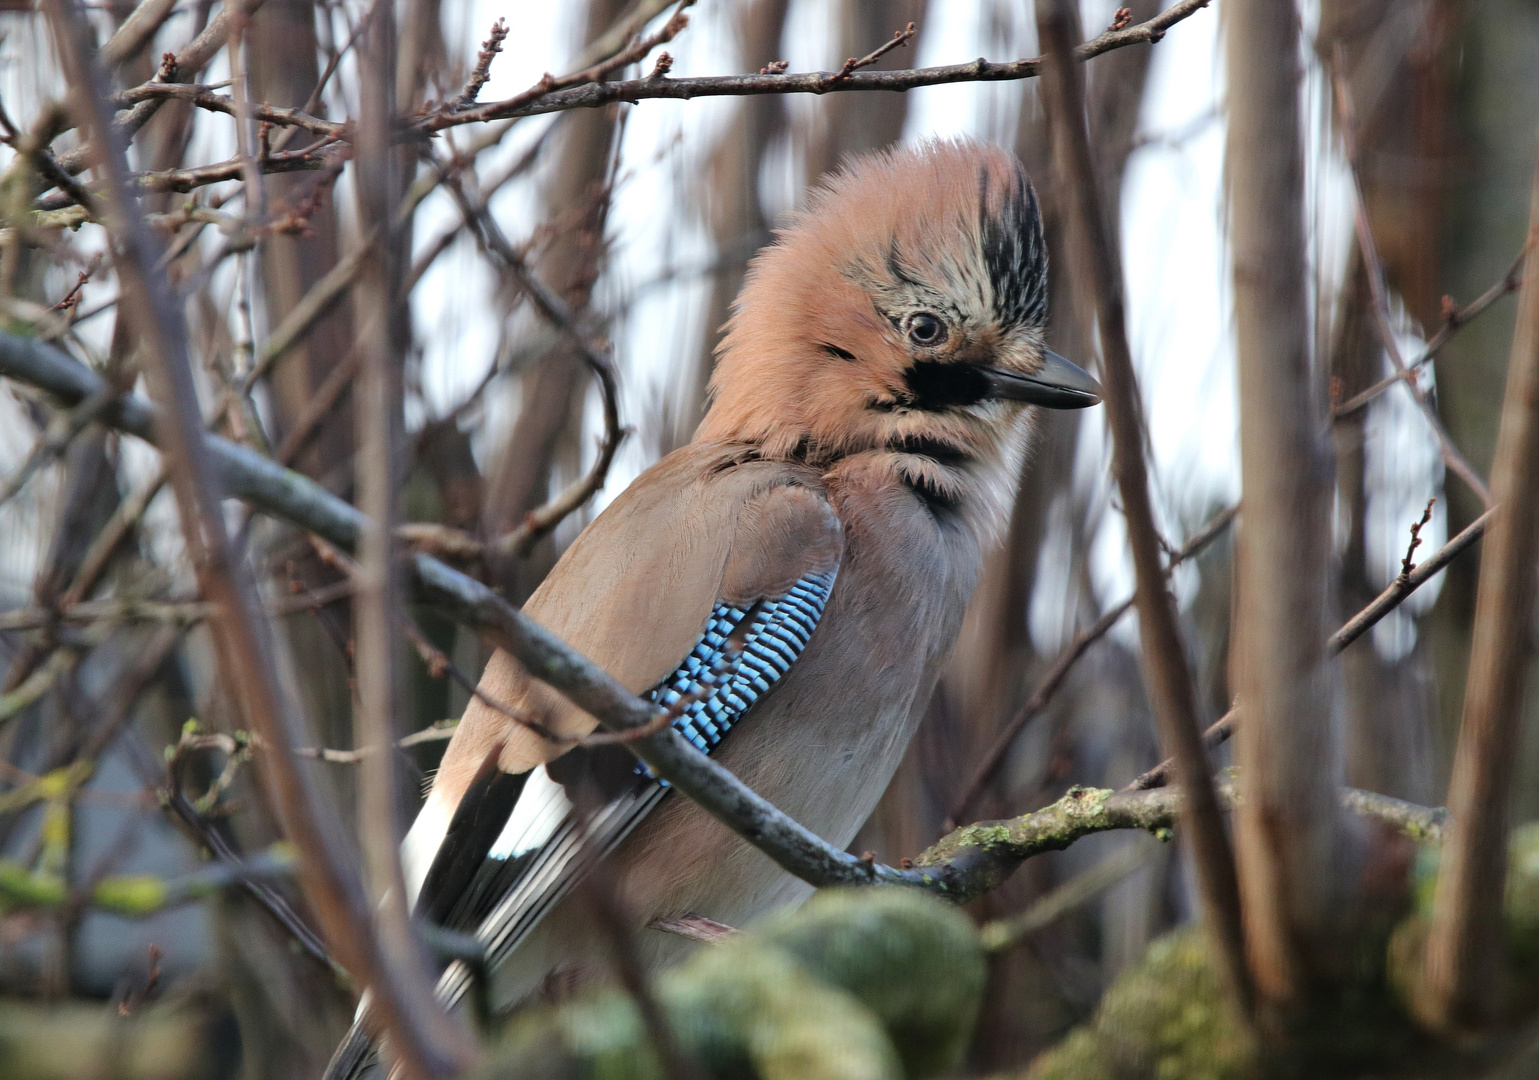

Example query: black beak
[979,350,1102,409]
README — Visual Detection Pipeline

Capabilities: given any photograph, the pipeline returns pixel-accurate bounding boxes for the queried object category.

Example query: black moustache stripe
[901,360,990,411]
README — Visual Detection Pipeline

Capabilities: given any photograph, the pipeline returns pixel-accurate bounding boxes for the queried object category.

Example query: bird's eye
[908,313,945,346]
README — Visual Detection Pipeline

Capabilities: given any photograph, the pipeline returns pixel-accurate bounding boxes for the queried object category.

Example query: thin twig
[59,465,167,608]
[1331,62,1492,508]
[35,144,340,212]
[1330,507,1492,655]
[437,167,627,556]
[979,840,1153,951]
[1333,244,1529,419]
[0,580,355,632]
[425,0,1210,130]
[945,505,1235,830]
[299,723,458,764]
[1127,416,1498,796]
[441,1,696,125]
[241,236,370,394]
[824,22,917,83]
[109,82,346,141]
[0,388,115,507]
[450,18,509,112]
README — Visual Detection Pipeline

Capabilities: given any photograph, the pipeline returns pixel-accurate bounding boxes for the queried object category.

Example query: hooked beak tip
[979,350,1102,410]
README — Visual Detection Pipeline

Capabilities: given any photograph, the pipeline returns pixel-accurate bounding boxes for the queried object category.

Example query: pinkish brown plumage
[325,139,1099,1080]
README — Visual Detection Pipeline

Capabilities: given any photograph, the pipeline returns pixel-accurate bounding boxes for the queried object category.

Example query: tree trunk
[1227,0,1347,1024]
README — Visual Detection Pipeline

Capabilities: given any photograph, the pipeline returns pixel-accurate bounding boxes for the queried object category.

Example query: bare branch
[450,18,509,112]
[0,579,353,631]
[53,0,268,175]
[100,0,179,67]
[1330,508,1492,655]
[1228,0,1346,1010]
[1333,243,1528,419]
[36,144,341,211]
[1419,148,1539,1030]
[1038,0,1248,1012]
[422,0,1212,130]
[1130,504,1495,794]
[436,166,628,557]
[945,504,1236,831]
[825,21,917,83]
[442,0,697,125]
[108,83,346,141]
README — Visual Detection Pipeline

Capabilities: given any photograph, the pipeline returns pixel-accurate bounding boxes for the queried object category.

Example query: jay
[326,138,1099,1077]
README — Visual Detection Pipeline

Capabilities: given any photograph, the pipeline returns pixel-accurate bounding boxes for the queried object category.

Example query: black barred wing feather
[425,566,838,1012]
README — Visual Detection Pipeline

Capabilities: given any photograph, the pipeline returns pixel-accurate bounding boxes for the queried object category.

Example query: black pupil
[911,315,942,344]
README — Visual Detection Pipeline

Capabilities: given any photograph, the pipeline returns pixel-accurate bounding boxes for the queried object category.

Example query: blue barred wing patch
[430,568,838,1011]
[643,568,838,769]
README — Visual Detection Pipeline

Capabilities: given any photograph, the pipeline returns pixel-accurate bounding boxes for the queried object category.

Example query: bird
[324,137,1100,1078]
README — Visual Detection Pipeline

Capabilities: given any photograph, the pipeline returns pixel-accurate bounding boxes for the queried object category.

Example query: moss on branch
[911,783,1444,906]
[468,889,986,1080]
[1024,824,1539,1079]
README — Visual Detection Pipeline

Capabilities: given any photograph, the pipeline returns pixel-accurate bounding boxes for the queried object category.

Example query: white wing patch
[401,789,453,910]
[487,765,573,861]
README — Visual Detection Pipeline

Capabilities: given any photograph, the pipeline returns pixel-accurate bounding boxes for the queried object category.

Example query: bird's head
[698,139,1099,519]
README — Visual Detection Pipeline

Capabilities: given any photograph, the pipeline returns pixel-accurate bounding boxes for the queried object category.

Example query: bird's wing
[406,458,842,1010]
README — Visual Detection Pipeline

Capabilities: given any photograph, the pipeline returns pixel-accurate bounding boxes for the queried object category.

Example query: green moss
[1025,930,1256,1080]
[1393,823,1539,995]
[753,888,987,1077]
[666,943,900,1080]
[470,889,984,1080]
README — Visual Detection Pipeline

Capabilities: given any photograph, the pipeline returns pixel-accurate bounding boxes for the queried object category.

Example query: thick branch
[2,327,1435,915]
[0,330,911,893]
[913,782,1444,908]
[1228,0,1347,1014]
[1419,150,1539,1030]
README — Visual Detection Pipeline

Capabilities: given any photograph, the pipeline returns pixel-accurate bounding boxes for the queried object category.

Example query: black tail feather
[321,1020,380,1080]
